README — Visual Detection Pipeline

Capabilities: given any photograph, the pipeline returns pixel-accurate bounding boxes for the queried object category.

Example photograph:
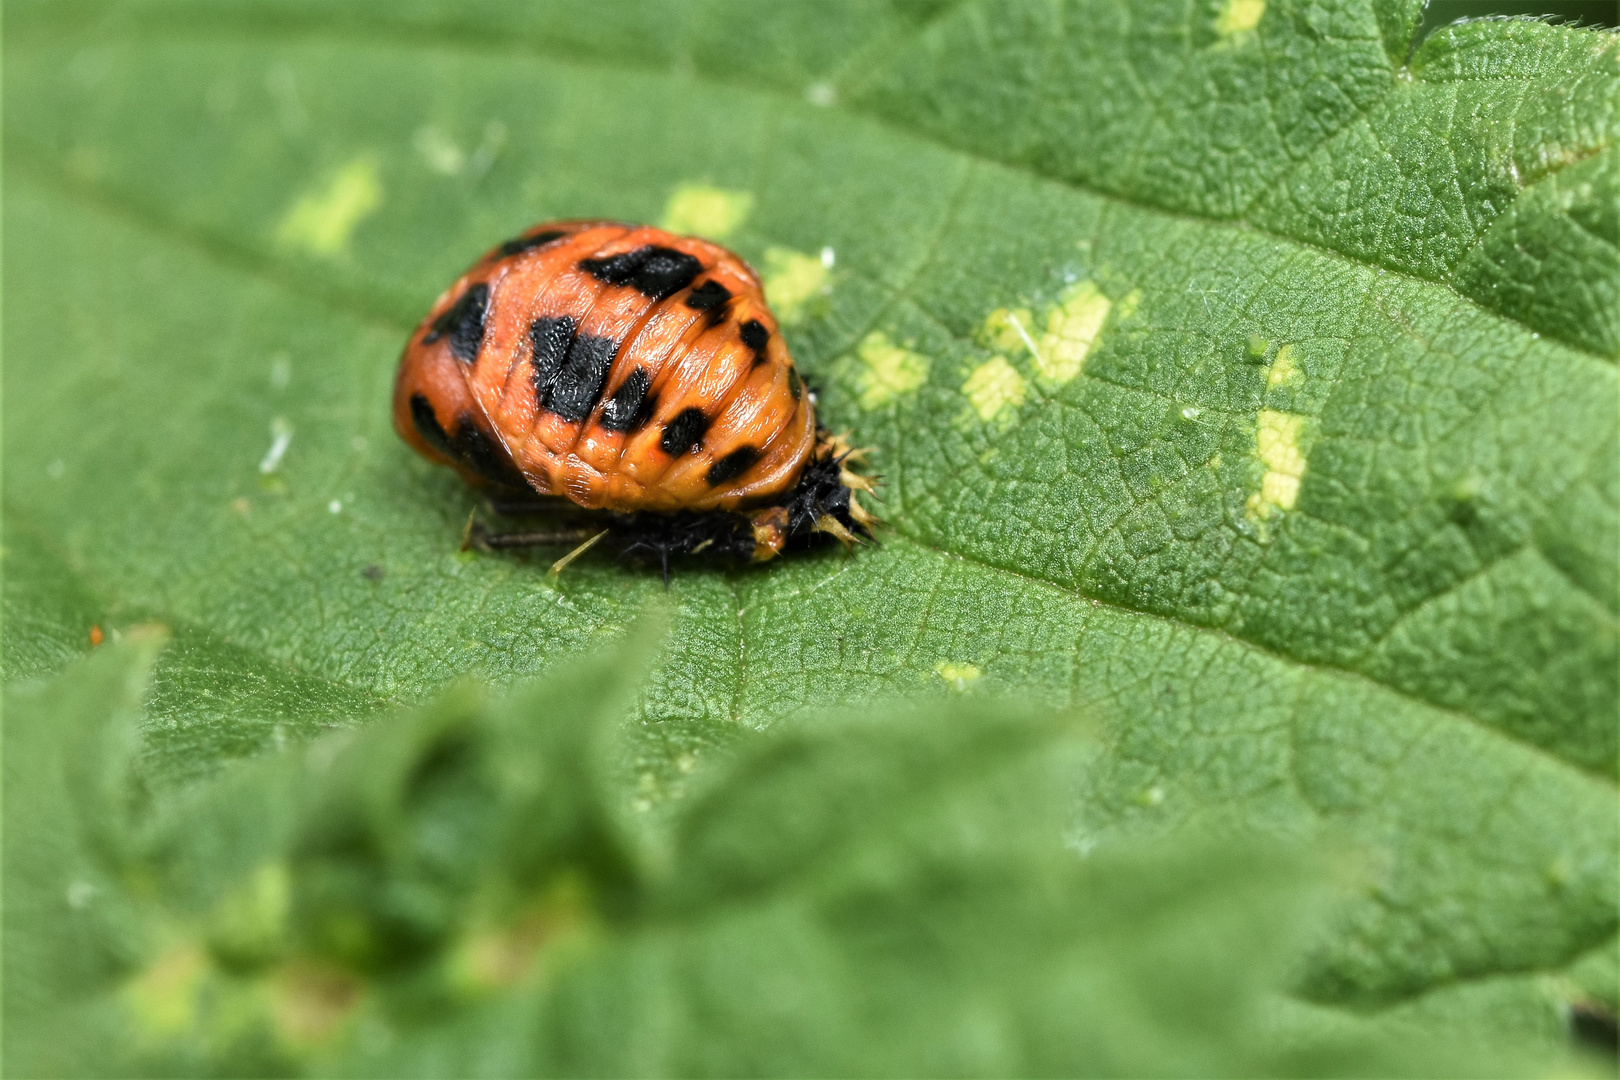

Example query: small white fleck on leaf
[259,418,293,474]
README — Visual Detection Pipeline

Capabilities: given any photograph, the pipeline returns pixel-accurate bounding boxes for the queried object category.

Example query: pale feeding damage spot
[1246,409,1309,522]
[1036,281,1113,383]
[851,331,929,409]
[660,183,755,240]
[981,279,1117,386]
[276,156,383,258]
[1215,0,1265,37]
[962,356,1027,423]
[980,306,1038,356]
[763,246,833,325]
[1266,343,1302,389]
[936,661,982,690]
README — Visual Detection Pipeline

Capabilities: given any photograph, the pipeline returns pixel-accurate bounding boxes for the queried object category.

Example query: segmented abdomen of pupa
[392,220,816,514]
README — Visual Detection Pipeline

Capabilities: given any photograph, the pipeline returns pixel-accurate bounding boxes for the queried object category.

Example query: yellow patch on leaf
[762,246,832,325]
[276,156,383,258]
[1035,280,1112,384]
[979,307,1037,354]
[1246,409,1309,522]
[1266,343,1302,388]
[660,183,755,240]
[962,356,1027,422]
[1216,0,1266,36]
[936,661,982,690]
[852,331,929,408]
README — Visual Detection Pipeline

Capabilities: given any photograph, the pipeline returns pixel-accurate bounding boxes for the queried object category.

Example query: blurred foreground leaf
[5,635,1595,1077]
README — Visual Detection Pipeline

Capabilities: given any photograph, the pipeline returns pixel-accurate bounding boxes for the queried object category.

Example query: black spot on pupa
[451,414,527,488]
[684,279,733,325]
[600,367,657,433]
[410,392,455,456]
[529,315,617,422]
[495,229,566,259]
[740,319,769,363]
[788,368,803,401]
[529,315,578,400]
[410,393,526,489]
[361,564,386,582]
[546,334,618,422]
[580,246,702,301]
[706,446,760,486]
[740,319,769,351]
[685,279,732,310]
[660,407,710,457]
[424,283,489,364]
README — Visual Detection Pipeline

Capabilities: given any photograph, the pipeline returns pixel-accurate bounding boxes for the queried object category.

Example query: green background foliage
[4,0,1617,1073]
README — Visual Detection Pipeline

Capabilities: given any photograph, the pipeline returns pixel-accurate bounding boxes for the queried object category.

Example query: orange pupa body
[394,220,872,563]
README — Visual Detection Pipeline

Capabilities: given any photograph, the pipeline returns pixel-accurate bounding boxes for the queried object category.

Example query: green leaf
[3,641,1587,1076]
[4,0,1615,1056]
[3,633,167,1077]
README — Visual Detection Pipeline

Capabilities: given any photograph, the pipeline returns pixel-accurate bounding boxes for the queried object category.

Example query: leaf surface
[4,0,1616,1044]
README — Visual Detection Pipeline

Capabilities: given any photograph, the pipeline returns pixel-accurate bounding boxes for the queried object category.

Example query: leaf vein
[888,533,1616,788]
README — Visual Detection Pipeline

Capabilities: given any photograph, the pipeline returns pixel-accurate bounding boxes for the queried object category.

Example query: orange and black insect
[393,220,875,573]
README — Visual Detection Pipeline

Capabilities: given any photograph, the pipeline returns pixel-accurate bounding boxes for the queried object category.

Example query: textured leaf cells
[3,0,1615,1072]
